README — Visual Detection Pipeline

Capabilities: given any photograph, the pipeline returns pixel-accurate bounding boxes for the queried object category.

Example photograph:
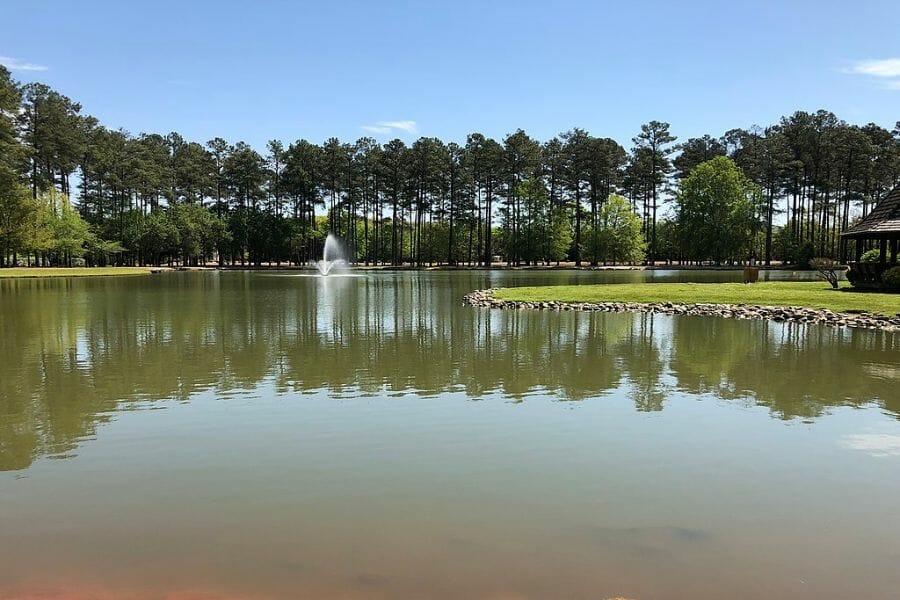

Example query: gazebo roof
[842,185,900,239]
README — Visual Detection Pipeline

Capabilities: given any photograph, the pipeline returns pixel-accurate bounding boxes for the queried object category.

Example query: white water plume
[316,233,349,276]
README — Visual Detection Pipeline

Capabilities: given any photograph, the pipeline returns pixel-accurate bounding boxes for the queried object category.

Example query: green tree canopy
[590,193,646,264]
[676,156,761,264]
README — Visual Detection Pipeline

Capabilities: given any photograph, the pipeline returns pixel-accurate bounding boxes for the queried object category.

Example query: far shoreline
[0,267,156,279]
[0,262,816,278]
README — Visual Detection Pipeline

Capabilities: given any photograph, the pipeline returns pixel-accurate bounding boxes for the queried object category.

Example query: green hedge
[883,266,900,293]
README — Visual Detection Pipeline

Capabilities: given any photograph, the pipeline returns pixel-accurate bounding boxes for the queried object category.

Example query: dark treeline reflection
[2,272,897,470]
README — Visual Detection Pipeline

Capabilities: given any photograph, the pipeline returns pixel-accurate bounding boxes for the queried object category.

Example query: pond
[1,270,898,600]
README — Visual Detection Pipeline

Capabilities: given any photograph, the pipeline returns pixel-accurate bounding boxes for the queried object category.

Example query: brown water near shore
[2,270,898,600]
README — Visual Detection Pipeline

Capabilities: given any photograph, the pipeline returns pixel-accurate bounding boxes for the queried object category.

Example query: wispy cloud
[362,120,418,135]
[846,58,900,77]
[0,55,48,72]
[844,58,900,90]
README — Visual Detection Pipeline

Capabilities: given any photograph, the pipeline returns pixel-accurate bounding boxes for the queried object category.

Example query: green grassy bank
[0,267,154,278]
[493,282,900,316]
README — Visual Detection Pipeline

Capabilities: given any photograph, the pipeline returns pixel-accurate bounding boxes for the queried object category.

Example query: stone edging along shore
[463,289,900,332]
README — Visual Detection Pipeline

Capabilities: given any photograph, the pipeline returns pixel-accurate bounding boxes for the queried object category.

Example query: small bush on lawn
[882,266,900,293]
[809,257,842,289]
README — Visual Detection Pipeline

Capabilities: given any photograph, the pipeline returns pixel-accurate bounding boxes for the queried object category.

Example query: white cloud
[842,434,900,458]
[846,58,900,78]
[380,120,418,133]
[0,55,48,72]
[844,58,900,90]
[362,120,418,135]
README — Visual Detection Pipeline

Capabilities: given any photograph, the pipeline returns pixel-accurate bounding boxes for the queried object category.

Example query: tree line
[1,65,899,268]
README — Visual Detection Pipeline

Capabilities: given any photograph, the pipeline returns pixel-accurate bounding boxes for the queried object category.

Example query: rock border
[463,289,900,332]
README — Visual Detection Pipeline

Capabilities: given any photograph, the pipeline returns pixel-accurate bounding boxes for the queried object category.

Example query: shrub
[860,248,881,263]
[846,267,860,286]
[809,257,842,289]
[882,266,900,293]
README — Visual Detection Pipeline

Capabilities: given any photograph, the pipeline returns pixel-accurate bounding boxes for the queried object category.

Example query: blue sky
[3,0,899,150]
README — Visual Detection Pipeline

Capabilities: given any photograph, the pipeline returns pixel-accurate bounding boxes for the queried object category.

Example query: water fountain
[315,233,349,275]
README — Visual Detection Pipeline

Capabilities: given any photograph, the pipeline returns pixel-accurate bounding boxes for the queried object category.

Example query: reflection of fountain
[316,233,349,276]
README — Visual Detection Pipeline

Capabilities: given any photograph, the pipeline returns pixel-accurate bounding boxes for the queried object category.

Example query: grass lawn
[0,267,154,278]
[492,281,900,316]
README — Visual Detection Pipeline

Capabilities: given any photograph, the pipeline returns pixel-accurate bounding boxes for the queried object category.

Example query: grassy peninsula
[0,267,154,279]
[492,282,900,316]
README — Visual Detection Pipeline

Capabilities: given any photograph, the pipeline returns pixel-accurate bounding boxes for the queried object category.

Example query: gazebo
[842,184,900,285]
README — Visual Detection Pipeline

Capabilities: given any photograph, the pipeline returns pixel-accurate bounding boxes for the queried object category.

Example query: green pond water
[1,270,898,600]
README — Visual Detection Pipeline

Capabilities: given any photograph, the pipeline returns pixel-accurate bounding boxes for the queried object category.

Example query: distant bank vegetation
[1,66,898,269]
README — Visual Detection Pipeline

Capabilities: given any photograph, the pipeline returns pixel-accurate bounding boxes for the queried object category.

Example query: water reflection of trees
[1,273,897,470]
[669,316,900,420]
